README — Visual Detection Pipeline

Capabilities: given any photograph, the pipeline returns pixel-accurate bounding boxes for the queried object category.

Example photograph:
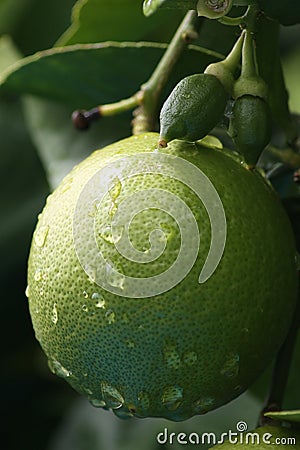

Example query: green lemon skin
[159,74,228,145]
[27,133,298,421]
[229,95,272,166]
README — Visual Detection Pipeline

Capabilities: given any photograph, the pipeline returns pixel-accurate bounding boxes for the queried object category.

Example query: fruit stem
[72,93,142,130]
[132,10,201,134]
[240,29,257,79]
[259,279,300,425]
[222,29,245,74]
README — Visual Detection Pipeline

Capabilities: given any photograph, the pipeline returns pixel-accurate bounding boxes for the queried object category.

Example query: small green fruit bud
[159,73,228,144]
[229,95,272,166]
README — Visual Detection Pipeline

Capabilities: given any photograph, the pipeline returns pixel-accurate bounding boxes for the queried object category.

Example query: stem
[240,30,256,79]
[259,283,300,426]
[222,29,245,73]
[132,10,200,134]
[72,93,142,130]
[100,93,141,116]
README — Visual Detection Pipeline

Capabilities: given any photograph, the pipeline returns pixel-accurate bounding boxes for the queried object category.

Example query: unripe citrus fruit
[159,74,228,145]
[27,132,297,421]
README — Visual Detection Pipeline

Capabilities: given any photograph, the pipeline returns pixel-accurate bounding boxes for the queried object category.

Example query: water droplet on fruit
[25,285,30,298]
[49,359,71,378]
[105,264,125,290]
[93,293,106,309]
[89,398,106,408]
[101,382,124,409]
[34,269,43,282]
[99,226,115,244]
[108,177,122,201]
[112,225,124,244]
[220,353,239,378]
[162,386,183,411]
[105,309,116,324]
[138,391,150,411]
[86,265,97,283]
[193,397,214,414]
[52,303,58,324]
[182,351,198,366]
[88,201,99,218]
[109,202,118,218]
[82,304,88,312]
[34,225,49,247]
[163,343,181,369]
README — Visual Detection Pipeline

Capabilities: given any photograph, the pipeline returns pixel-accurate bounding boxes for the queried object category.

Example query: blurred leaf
[10,0,75,55]
[0,94,49,273]
[193,18,238,59]
[264,410,300,423]
[0,0,75,55]
[0,0,32,35]
[0,35,48,273]
[0,42,222,109]
[0,34,21,72]
[283,46,300,114]
[58,0,183,46]
[23,96,132,189]
[143,0,196,17]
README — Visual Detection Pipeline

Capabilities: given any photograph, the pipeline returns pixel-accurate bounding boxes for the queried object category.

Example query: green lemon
[159,74,228,145]
[27,132,297,421]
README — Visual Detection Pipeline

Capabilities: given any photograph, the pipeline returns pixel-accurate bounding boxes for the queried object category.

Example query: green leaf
[0,36,48,273]
[0,42,222,109]
[0,0,32,36]
[264,410,300,424]
[0,35,21,73]
[143,0,196,17]
[23,96,132,189]
[283,46,300,114]
[57,0,183,46]
[0,0,75,55]
[0,94,49,273]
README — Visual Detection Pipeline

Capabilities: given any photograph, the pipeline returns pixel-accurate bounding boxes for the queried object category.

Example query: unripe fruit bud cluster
[159,28,272,167]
